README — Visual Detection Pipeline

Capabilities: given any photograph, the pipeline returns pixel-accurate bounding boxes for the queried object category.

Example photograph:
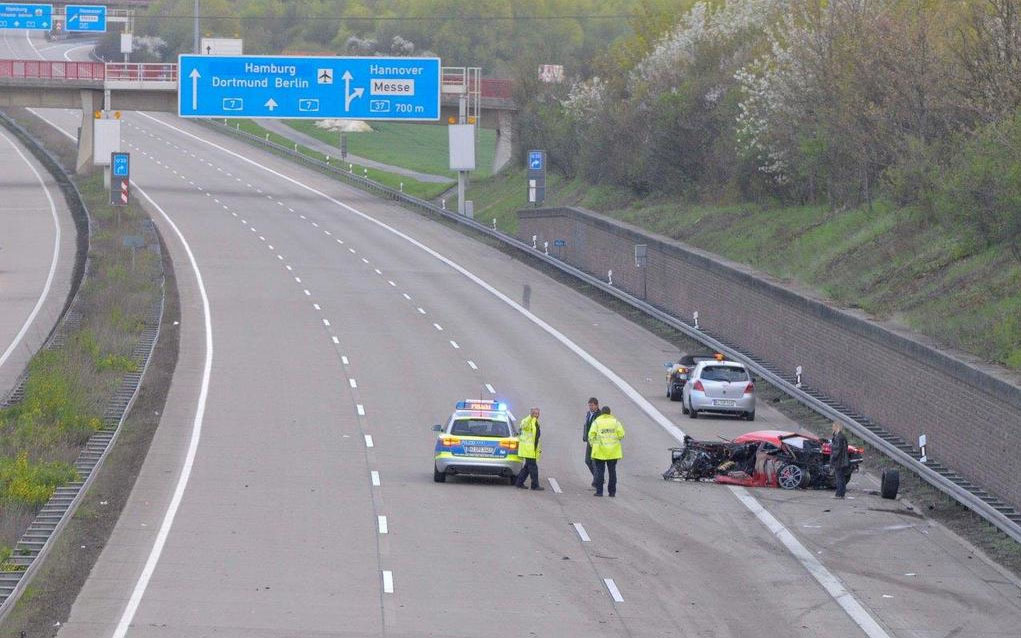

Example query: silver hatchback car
[682,360,756,421]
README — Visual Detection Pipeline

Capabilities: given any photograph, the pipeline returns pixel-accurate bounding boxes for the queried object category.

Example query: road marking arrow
[265,98,278,112]
[188,68,200,110]
[342,71,364,111]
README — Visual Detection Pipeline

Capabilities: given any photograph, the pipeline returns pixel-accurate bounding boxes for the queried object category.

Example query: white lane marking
[303,289,311,296]
[402,293,411,300]
[433,323,443,331]
[387,280,396,287]
[573,523,591,542]
[485,383,496,394]
[294,277,302,283]
[382,570,394,594]
[361,257,369,264]
[259,236,265,242]
[548,477,562,493]
[325,230,332,236]
[364,434,374,448]
[112,182,214,638]
[604,578,624,603]
[467,360,478,370]
[349,248,356,254]
[313,303,321,310]
[341,356,349,365]
[729,487,890,637]
[277,255,283,260]
[378,516,388,534]
[286,265,293,271]
[449,340,460,349]
[370,470,380,486]
[349,379,357,388]
[417,307,426,315]
[135,114,885,637]
[374,268,382,275]
[331,336,340,344]
[322,319,330,327]
[357,404,366,416]
[336,239,344,244]
[277,201,284,207]
[0,129,62,372]
[312,222,319,228]
[268,245,274,250]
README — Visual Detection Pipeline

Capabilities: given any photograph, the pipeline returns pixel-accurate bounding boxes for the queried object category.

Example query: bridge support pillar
[76,90,103,174]
[492,109,514,174]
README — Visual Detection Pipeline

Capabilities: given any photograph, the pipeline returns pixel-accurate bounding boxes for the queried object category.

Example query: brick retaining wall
[519,206,1021,510]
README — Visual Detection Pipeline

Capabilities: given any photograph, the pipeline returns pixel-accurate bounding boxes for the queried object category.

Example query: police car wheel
[433,466,447,483]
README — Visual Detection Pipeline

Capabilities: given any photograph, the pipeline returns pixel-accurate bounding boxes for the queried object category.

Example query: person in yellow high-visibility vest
[514,407,544,491]
[588,406,625,497]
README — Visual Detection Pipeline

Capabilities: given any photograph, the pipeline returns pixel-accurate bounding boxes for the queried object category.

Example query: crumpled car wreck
[662,429,863,490]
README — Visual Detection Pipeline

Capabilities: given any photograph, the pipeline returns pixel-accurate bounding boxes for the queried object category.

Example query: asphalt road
[0,31,77,399]
[10,31,1021,638]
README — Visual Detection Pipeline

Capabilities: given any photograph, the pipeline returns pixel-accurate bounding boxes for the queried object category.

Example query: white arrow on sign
[189,68,200,110]
[342,71,364,112]
[67,13,78,24]
[265,98,278,112]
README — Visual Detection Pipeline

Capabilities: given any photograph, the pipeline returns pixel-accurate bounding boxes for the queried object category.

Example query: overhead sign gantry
[177,55,441,120]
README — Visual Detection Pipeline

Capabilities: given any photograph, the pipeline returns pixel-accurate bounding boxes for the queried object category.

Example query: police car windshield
[451,419,510,438]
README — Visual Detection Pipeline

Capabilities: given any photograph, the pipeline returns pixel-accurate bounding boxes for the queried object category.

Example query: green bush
[0,452,77,508]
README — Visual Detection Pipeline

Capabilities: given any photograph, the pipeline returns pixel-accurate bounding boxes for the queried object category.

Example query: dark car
[662,429,872,492]
[664,353,722,401]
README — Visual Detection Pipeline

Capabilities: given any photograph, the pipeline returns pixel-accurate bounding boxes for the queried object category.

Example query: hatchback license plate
[465,446,494,455]
[713,399,737,407]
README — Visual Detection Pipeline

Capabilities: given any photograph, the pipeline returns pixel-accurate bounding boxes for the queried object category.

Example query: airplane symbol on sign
[317,68,333,84]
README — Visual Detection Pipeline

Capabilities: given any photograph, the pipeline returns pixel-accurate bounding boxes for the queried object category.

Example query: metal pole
[193,0,200,54]
[457,94,467,216]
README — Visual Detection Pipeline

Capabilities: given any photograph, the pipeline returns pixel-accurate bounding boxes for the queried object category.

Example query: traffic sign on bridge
[65,4,106,33]
[0,3,52,30]
[177,55,441,120]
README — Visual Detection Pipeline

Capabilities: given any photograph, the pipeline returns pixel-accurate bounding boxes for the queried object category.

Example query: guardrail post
[608,269,613,285]
[442,199,446,210]
[795,365,803,388]
[492,218,497,230]
[543,241,549,256]
[919,434,928,463]
[399,182,403,193]
[265,133,269,141]
[693,311,699,330]
[531,234,537,249]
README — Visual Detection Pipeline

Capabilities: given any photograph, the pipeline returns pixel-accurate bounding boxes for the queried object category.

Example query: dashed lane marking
[604,578,624,603]
[548,477,562,493]
[467,360,478,370]
[364,434,374,448]
[485,383,496,394]
[573,523,591,542]
[371,471,381,486]
[349,379,357,388]
[450,341,459,349]
[378,516,388,534]
[332,336,340,344]
[357,404,366,416]
[382,570,394,594]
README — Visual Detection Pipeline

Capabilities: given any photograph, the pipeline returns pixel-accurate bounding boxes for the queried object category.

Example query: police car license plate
[713,399,737,407]
[465,445,494,455]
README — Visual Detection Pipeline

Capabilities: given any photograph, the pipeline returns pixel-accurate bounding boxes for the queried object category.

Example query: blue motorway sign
[111,152,129,178]
[178,55,441,120]
[553,239,566,247]
[528,150,544,171]
[0,3,52,30]
[65,4,106,33]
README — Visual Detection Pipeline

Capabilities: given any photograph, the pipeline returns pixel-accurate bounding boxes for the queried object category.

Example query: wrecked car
[662,429,864,490]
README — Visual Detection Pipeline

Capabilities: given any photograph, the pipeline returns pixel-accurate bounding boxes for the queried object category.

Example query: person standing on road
[589,406,625,497]
[515,407,545,491]
[583,397,600,482]
[831,422,851,499]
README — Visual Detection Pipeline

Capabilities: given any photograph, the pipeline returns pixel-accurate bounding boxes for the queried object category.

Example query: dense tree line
[526,0,1021,261]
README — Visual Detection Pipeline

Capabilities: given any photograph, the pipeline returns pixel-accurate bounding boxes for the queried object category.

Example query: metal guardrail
[207,118,1021,545]
[0,59,105,80]
[105,62,177,83]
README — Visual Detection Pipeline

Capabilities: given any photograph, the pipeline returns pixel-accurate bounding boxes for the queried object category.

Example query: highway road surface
[0,31,77,398]
[8,31,1021,638]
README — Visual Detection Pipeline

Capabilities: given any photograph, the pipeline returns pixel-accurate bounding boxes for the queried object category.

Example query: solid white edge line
[382,570,394,594]
[603,578,624,602]
[547,477,562,493]
[135,112,888,637]
[377,515,388,534]
[0,129,62,372]
[370,470,381,486]
[572,523,591,542]
[112,182,214,638]
[728,486,889,637]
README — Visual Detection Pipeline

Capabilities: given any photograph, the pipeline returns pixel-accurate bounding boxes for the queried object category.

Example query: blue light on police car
[497,403,507,412]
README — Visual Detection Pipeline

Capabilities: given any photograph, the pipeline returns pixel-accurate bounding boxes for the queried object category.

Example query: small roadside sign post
[110,151,129,224]
[635,243,648,299]
[0,3,52,30]
[122,235,144,271]
[65,4,106,33]
[527,150,546,207]
[177,55,441,120]
[553,238,566,259]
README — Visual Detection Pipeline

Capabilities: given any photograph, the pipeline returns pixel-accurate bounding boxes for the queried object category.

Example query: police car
[432,400,521,484]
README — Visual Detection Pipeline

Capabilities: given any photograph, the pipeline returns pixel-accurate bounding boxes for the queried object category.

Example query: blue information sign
[65,4,106,32]
[528,150,544,171]
[553,239,566,247]
[177,55,441,120]
[0,3,52,30]
[111,152,129,178]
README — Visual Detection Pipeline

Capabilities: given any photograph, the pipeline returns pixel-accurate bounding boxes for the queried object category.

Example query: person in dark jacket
[830,422,850,499]
[583,397,600,483]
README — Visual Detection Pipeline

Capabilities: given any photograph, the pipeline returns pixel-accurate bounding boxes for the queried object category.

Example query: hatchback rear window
[700,366,749,382]
[451,419,511,437]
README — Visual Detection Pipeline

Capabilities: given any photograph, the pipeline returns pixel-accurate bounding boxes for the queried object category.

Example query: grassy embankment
[0,122,161,571]
[466,169,1021,373]
[228,119,485,201]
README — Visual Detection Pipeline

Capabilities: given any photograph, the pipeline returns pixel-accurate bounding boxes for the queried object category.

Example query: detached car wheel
[881,469,899,499]
[433,466,447,483]
[777,464,805,490]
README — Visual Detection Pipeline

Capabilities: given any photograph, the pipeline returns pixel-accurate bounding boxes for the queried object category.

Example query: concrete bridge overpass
[0,59,518,172]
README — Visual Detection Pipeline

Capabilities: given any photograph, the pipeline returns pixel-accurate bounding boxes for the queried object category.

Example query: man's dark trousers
[592,459,617,496]
[585,444,595,477]
[515,458,539,488]
[834,466,851,497]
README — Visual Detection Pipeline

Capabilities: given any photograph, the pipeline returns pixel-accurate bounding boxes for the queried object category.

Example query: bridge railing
[105,63,177,82]
[0,59,105,80]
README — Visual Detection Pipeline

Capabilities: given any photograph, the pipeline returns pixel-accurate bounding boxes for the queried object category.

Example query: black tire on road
[746,411,756,421]
[881,469,899,499]
[433,467,447,483]
[669,387,682,402]
[688,403,698,419]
